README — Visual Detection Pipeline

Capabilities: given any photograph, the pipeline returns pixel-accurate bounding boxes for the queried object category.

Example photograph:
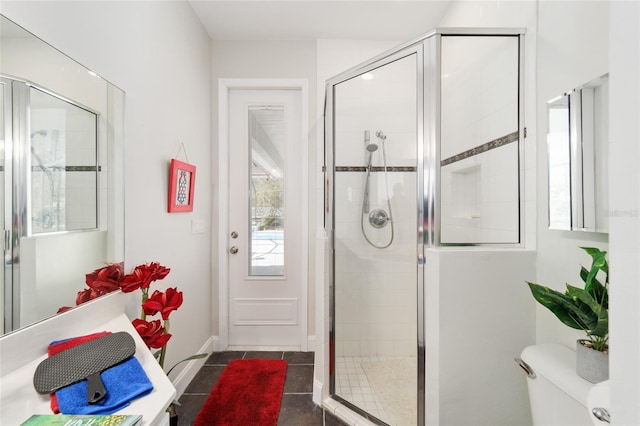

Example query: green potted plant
[526,246,608,383]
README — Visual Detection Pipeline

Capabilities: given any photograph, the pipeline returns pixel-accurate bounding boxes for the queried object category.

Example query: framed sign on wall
[168,158,196,213]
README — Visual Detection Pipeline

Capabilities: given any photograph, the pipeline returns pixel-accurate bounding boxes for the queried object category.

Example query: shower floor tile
[335,356,391,423]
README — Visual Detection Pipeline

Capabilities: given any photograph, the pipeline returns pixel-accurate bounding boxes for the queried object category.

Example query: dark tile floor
[177,351,349,426]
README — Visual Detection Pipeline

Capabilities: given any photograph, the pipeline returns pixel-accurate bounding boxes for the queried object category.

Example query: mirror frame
[547,73,609,233]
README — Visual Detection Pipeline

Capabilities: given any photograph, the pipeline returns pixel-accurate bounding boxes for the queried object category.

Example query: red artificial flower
[120,262,170,293]
[119,273,143,293]
[132,318,172,349]
[142,288,183,320]
[85,263,124,293]
[57,306,73,314]
[76,288,104,305]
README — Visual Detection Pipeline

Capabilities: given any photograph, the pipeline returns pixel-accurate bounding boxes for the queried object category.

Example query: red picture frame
[168,159,196,213]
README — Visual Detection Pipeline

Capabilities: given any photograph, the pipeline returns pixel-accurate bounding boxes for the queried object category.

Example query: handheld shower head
[364,130,378,152]
[31,129,47,139]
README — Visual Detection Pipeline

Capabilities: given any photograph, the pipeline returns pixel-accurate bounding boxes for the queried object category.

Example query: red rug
[193,359,288,426]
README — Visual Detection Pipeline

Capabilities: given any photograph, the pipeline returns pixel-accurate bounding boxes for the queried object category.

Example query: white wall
[1,1,213,386]
[426,249,536,425]
[535,0,609,349]
[609,1,640,424]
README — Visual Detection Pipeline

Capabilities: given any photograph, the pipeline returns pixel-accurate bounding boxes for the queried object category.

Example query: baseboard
[171,336,215,398]
[211,335,224,351]
[313,378,324,405]
[307,335,316,351]
[226,345,300,351]
[215,335,315,352]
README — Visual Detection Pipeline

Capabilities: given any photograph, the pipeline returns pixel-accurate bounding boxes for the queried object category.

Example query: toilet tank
[520,344,593,426]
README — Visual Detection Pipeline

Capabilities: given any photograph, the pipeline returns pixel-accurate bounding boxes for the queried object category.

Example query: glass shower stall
[325,29,526,425]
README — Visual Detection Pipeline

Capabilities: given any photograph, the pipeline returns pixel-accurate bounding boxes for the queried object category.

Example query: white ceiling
[188,1,453,41]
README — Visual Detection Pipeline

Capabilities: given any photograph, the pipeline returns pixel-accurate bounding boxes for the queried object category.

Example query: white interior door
[227,88,304,348]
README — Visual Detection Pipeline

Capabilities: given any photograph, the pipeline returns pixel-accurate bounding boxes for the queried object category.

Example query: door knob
[230,231,238,239]
[229,246,239,254]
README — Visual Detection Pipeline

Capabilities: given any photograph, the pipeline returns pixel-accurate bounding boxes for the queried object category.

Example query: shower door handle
[592,408,610,423]
[4,229,10,251]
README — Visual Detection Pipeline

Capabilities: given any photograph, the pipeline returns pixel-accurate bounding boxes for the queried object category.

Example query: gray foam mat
[33,331,136,394]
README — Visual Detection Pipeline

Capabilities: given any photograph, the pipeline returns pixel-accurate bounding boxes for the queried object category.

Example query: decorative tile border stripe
[440,130,519,167]
[31,165,101,172]
[334,166,417,172]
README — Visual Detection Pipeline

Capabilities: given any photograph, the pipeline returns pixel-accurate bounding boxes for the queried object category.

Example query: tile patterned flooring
[334,356,389,422]
[177,351,349,426]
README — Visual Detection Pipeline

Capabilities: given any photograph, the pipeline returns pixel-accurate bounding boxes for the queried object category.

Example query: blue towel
[56,356,154,415]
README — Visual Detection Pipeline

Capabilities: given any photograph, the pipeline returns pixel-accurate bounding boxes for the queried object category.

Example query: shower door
[1,77,100,332]
[1,80,7,331]
[329,49,421,425]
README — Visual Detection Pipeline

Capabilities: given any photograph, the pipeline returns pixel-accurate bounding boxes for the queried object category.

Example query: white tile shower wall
[334,172,417,358]
[440,36,519,159]
[4,36,108,232]
[441,143,519,243]
[66,172,97,228]
[332,52,417,359]
[334,54,417,169]
[65,111,98,230]
[30,107,98,231]
[65,109,98,230]
[439,35,520,244]
[66,108,97,165]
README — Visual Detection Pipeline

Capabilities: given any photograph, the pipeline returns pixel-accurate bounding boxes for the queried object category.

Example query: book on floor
[20,414,142,426]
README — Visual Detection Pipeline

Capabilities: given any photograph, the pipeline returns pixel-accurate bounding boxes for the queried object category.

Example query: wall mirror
[0,14,125,334]
[547,73,609,232]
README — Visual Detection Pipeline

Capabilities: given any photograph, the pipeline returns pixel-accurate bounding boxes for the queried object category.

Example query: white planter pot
[576,339,609,383]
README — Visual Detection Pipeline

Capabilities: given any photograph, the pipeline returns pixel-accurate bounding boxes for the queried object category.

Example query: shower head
[364,130,378,152]
[31,129,47,138]
[366,142,379,152]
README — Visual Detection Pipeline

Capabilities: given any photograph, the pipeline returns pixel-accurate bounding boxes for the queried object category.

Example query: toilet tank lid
[521,344,594,406]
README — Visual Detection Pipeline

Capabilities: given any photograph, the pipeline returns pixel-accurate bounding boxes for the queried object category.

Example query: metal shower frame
[325,27,526,426]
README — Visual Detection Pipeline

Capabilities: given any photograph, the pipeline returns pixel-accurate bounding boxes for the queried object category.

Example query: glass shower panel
[29,87,98,234]
[0,82,5,331]
[333,53,418,425]
[439,36,520,244]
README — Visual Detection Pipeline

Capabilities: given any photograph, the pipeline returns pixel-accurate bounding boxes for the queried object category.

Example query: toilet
[518,344,606,425]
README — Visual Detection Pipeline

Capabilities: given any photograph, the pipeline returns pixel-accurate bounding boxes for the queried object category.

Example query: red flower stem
[140,288,149,320]
[159,319,170,369]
